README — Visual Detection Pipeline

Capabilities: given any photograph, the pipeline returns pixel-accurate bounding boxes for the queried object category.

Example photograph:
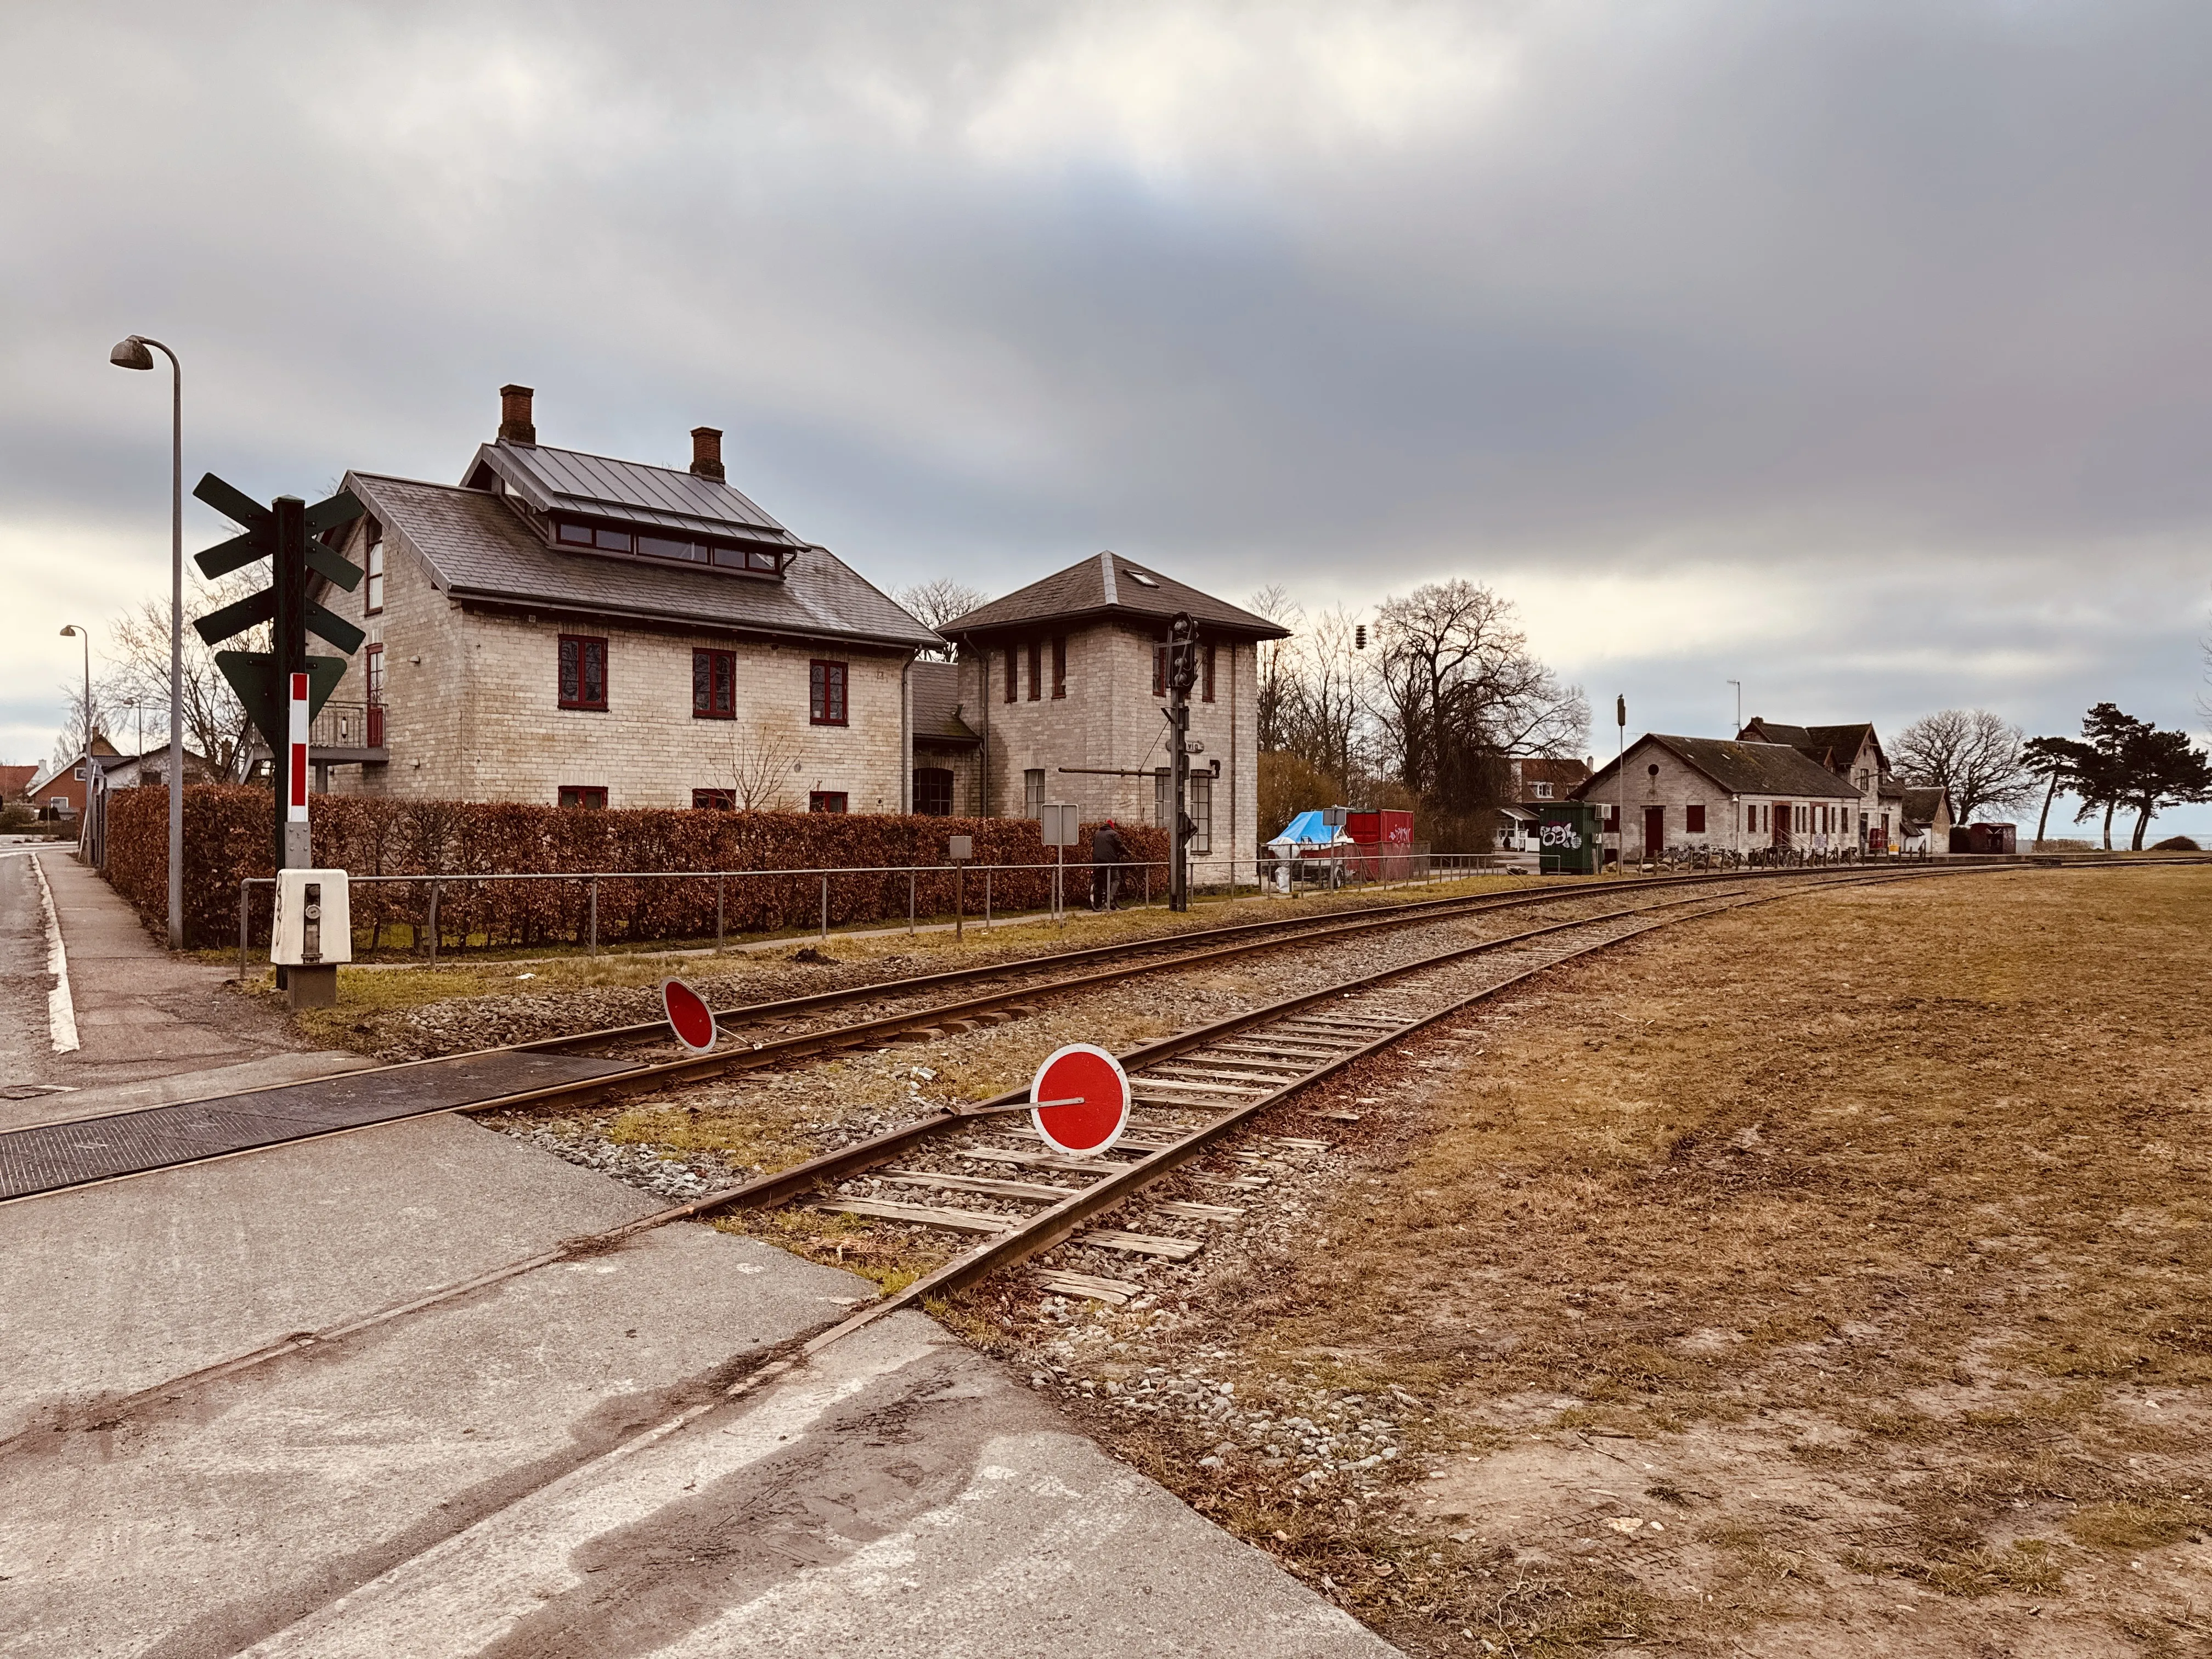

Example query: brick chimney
[689,426,725,481]
[498,384,536,445]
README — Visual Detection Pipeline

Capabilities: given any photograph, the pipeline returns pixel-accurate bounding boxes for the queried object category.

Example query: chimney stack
[498,384,537,445]
[689,426,725,482]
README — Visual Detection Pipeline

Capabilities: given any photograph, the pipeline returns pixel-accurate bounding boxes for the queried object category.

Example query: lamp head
[60,625,80,637]
[109,336,155,371]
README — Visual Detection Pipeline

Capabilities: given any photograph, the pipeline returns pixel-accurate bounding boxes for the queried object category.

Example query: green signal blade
[303,489,365,534]
[304,601,364,656]
[195,525,272,579]
[193,472,268,528]
[193,586,277,648]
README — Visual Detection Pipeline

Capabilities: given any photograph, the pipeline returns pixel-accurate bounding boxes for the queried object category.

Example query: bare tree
[101,567,268,780]
[1277,606,1368,792]
[726,719,804,812]
[1367,579,1588,809]
[1248,584,1303,753]
[1893,709,2039,825]
[895,579,990,662]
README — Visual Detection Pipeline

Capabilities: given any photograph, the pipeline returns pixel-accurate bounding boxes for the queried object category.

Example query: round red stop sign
[1029,1043,1131,1156]
[661,978,718,1053]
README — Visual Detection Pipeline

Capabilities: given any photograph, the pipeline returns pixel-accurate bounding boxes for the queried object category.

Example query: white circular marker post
[1029,1043,1132,1157]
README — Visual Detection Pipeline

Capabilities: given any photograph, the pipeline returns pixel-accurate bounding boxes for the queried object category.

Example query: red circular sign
[661,978,718,1053]
[1029,1043,1131,1156]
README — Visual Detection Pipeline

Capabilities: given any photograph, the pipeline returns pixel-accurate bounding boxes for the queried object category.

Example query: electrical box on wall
[271,868,352,966]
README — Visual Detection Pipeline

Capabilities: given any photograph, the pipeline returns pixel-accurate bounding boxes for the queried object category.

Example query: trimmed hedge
[102,786,1166,951]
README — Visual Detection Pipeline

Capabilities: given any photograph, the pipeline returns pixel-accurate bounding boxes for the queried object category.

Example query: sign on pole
[661,978,718,1053]
[1029,1042,1131,1156]
[287,671,310,827]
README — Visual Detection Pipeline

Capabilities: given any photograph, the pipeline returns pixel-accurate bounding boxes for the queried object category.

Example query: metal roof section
[941,552,1292,640]
[1575,736,1869,802]
[467,441,794,541]
[346,471,944,652]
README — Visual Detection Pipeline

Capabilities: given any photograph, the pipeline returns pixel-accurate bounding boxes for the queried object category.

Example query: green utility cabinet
[1537,801,1602,875]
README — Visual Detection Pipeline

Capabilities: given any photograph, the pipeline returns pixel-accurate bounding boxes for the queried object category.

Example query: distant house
[0,764,35,807]
[1495,755,1594,853]
[1899,786,1954,854]
[1737,718,1901,852]
[1574,734,1865,861]
[937,555,1291,874]
[27,735,121,819]
[908,660,981,816]
[315,385,940,812]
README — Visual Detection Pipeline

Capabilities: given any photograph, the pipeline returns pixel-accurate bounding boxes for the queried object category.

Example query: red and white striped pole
[288,670,309,831]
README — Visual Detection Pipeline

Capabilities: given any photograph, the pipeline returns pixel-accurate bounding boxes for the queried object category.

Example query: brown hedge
[101,786,1167,951]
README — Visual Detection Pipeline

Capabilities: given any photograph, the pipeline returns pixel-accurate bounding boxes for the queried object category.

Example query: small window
[1052,636,1067,699]
[692,648,735,719]
[558,786,607,809]
[808,791,848,814]
[639,534,698,561]
[365,642,385,703]
[1686,803,1707,833]
[1201,640,1216,703]
[556,520,593,546]
[364,528,385,615]
[1027,639,1042,702]
[913,767,953,816]
[1154,766,1171,828]
[692,788,736,810]
[74,765,86,781]
[1124,568,1159,588]
[1152,644,1167,698]
[810,659,848,725]
[1024,768,1045,820]
[593,526,633,553]
[1188,773,1213,854]
[558,635,608,710]
[1531,781,1552,799]
[1003,647,1018,704]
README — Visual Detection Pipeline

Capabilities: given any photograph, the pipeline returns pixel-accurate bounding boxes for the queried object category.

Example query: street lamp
[110,334,185,949]
[59,624,91,790]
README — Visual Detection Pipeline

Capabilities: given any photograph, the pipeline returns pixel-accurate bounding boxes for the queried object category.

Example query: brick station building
[318,387,939,812]
[936,556,1290,878]
[1574,733,1867,861]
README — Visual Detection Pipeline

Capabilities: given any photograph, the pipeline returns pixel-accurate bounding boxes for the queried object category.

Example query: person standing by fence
[1090,819,1127,911]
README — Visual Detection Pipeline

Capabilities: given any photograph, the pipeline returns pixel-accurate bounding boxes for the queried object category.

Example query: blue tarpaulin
[1269,810,1353,851]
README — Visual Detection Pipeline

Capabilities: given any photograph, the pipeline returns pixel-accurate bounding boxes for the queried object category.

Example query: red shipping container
[1345,810,1414,879]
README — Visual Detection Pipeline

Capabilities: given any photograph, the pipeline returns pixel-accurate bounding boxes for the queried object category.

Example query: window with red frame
[692,788,736,810]
[364,642,385,703]
[1686,803,1707,833]
[1026,639,1042,701]
[1152,642,1167,697]
[808,791,848,813]
[1201,640,1216,702]
[1051,636,1066,698]
[809,659,848,725]
[363,523,385,615]
[692,648,735,718]
[1003,646,1017,703]
[558,785,607,809]
[558,635,607,710]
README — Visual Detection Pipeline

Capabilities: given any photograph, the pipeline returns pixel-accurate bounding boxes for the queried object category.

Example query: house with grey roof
[936,555,1291,879]
[315,386,941,812]
[1574,734,1867,863]
[1737,718,1901,852]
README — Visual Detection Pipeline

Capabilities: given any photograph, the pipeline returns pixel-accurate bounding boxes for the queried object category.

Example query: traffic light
[190,472,366,864]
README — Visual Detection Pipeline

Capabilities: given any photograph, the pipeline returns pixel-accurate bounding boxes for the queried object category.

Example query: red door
[1773,803,1791,849]
[1643,805,1666,861]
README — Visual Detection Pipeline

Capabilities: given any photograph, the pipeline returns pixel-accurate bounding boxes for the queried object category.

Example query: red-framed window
[692,648,735,718]
[692,788,736,810]
[1051,636,1066,699]
[1152,642,1167,698]
[809,791,848,813]
[1003,646,1017,704]
[558,635,607,710]
[364,523,385,615]
[1686,804,1706,833]
[558,785,607,809]
[364,644,386,747]
[810,659,848,725]
[1026,639,1042,702]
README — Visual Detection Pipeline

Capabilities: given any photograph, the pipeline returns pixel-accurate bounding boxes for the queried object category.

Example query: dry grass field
[968,865,2212,1656]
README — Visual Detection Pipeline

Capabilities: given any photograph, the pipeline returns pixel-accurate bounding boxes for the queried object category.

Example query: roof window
[552,516,786,575]
[1123,568,1159,588]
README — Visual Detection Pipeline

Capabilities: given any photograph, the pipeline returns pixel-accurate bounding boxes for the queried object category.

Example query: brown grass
[971,866,2212,1655]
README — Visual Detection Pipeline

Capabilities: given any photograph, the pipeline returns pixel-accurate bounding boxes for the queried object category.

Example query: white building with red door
[1572,734,1866,861]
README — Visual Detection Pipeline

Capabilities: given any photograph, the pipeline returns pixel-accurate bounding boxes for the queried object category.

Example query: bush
[2152,835,2201,852]
[102,786,1166,950]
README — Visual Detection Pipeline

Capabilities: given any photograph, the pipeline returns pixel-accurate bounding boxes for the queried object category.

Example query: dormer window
[550,516,787,575]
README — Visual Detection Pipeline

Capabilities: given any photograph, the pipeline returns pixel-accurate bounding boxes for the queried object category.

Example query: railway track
[0,862,1925,1206]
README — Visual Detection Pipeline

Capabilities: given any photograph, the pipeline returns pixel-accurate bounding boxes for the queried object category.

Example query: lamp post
[60,624,91,814]
[109,334,185,949]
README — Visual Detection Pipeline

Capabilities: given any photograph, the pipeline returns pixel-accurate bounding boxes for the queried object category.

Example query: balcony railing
[249,700,385,759]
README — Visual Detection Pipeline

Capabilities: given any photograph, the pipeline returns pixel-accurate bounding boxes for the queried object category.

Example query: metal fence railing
[233,847,1525,974]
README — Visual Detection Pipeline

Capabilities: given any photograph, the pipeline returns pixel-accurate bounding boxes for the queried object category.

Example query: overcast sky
[5,1,2209,833]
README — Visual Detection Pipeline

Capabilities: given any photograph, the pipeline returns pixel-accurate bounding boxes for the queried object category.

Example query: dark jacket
[1091,825,1127,866]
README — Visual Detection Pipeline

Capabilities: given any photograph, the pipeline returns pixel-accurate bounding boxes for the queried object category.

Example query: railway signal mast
[189,473,366,870]
[1164,612,1199,912]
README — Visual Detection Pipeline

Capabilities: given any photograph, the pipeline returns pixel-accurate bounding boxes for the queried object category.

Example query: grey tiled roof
[909,661,979,744]
[467,441,792,540]
[1575,736,1867,801]
[1739,718,1884,774]
[940,552,1291,640]
[1900,786,1949,826]
[346,472,943,652]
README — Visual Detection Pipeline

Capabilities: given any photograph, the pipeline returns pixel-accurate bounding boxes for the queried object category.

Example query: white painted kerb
[31,853,78,1054]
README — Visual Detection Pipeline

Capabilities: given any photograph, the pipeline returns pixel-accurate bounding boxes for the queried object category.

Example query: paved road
[0,850,59,1091]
